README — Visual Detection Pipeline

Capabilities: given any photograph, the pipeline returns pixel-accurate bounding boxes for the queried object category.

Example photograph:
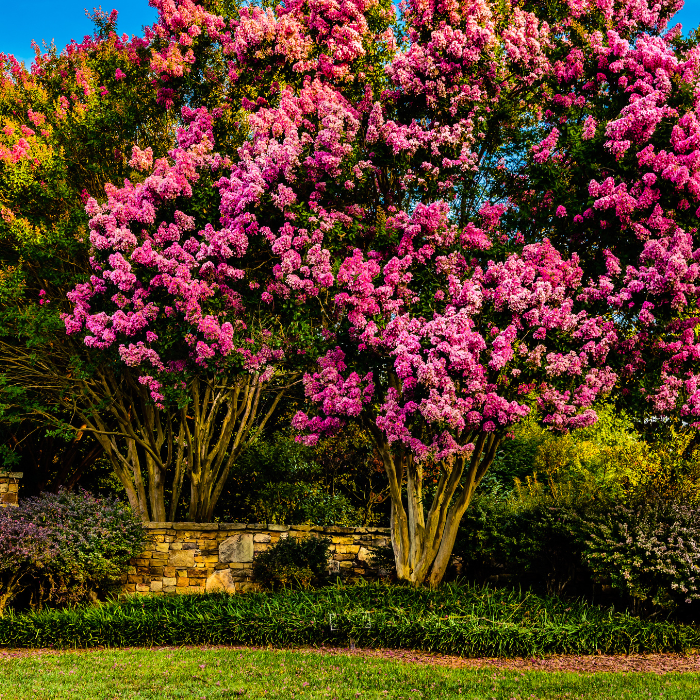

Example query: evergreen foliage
[1,583,698,655]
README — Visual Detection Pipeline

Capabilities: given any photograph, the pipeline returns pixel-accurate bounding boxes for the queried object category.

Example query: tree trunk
[78,370,292,523]
[0,338,293,523]
[83,375,172,522]
[0,591,13,618]
[0,570,27,617]
[369,423,501,587]
[185,373,292,522]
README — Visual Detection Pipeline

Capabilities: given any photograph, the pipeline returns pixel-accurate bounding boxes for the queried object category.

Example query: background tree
[62,105,306,521]
[0,11,174,494]
[0,3,275,519]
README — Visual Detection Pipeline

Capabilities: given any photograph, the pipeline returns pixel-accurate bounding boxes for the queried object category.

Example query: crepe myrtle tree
[58,0,398,521]
[62,106,301,522]
[293,227,617,586]
[0,2,303,518]
[207,0,699,586]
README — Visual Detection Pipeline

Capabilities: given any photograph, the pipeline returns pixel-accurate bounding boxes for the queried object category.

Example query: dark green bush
[455,483,700,617]
[1,582,698,656]
[367,541,396,580]
[253,535,331,589]
[217,432,372,526]
[454,491,591,596]
[246,482,359,526]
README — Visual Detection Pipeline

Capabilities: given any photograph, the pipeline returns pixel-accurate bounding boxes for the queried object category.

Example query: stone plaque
[205,569,237,593]
[169,549,195,568]
[219,533,254,563]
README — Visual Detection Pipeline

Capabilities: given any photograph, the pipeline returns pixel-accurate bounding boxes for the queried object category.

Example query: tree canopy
[2,0,700,584]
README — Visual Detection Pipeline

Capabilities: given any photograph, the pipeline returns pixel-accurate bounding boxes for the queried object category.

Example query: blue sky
[675,2,700,34]
[0,1,158,65]
[0,0,699,66]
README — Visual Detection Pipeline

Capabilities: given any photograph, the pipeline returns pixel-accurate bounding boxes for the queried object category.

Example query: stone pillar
[0,471,22,507]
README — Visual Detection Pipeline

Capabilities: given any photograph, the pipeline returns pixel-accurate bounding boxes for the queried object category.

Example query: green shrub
[580,494,700,612]
[367,541,396,580]
[246,482,360,526]
[253,535,331,589]
[2,582,699,655]
[452,405,700,616]
[455,477,700,617]
[454,487,593,596]
[219,433,373,526]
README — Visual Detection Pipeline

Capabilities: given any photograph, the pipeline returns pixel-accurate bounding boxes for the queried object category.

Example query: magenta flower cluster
[62,106,278,406]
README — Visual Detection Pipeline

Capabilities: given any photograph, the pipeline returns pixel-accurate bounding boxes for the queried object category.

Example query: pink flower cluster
[63,105,283,403]
[226,0,392,81]
[516,6,700,425]
[294,235,619,459]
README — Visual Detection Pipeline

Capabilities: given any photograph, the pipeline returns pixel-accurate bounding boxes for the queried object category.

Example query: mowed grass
[1,647,700,699]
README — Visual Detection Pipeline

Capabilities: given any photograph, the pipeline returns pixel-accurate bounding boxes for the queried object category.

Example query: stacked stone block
[0,472,21,507]
[124,522,390,595]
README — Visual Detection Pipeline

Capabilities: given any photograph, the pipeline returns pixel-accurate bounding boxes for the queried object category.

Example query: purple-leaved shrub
[0,514,55,615]
[0,490,147,612]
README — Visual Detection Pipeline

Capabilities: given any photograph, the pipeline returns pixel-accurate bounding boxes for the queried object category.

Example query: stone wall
[0,472,21,507]
[125,523,391,595]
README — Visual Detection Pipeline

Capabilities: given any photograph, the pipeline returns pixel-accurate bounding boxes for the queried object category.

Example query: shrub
[454,484,594,596]
[0,490,147,610]
[455,474,700,617]
[253,535,331,590]
[367,541,397,580]
[2,583,700,655]
[219,430,385,527]
[246,482,360,526]
[0,513,55,616]
[580,495,700,613]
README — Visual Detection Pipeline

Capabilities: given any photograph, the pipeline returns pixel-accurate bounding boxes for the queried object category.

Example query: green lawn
[1,647,699,699]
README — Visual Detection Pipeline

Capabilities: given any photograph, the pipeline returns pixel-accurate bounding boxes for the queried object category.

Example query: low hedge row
[455,487,700,616]
[2,582,699,656]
